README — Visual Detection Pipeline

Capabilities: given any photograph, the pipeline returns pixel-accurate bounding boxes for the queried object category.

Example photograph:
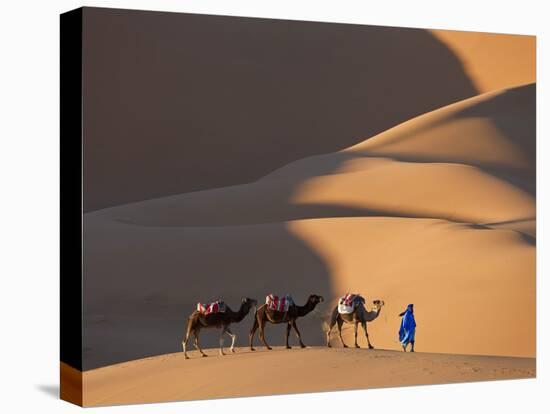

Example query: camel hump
[265,294,294,312]
[338,293,365,314]
[196,300,227,315]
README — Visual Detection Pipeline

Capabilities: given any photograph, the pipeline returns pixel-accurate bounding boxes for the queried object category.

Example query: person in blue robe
[398,304,416,352]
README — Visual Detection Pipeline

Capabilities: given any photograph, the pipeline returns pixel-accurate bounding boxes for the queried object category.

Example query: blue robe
[399,309,416,345]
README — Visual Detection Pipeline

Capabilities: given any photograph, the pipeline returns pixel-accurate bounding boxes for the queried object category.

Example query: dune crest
[81,348,535,406]
[430,29,535,92]
[345,84,535,174]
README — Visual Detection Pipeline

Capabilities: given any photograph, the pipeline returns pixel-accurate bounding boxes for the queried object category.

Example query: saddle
[265,294,293,312]
[338,293,364,314]
[196,300,227,315]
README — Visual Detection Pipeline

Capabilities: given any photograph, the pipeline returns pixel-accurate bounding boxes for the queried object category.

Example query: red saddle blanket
[339,293,359,307]
[338,293,364,314]
[266,294,293,312]
[197,300,226,315]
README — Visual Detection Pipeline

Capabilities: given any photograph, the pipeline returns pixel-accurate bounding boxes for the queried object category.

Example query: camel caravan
[182,293,385,359]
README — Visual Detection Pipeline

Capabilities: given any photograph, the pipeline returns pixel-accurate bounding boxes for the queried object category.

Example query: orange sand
[81,348,535,406]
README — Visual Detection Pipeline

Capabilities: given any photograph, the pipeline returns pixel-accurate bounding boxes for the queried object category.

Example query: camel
[249,294,324,351]
[182,297,257,359]
[326,299,385,349]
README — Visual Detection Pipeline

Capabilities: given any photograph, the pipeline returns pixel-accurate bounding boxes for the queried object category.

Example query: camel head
[241,297,258,312]
[371,299,385,311]
[307,294,324,305]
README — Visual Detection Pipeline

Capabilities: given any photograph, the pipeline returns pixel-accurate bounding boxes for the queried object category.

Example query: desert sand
[83,82,535,370]
[80,347,535,406]
[74,23,536,406]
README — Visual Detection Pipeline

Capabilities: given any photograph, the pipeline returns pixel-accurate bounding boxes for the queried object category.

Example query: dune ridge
[81,348,535,407]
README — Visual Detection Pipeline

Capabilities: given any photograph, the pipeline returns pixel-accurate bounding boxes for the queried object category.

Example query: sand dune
[89,83,535,230]
[83,214,534,370]
[82,9,534,211]
[346,84,535,176]
[292,217,535,357]
[430,29,535,92]
[82,83,535,372]
[80,347,535,406]
[89,159,534,228]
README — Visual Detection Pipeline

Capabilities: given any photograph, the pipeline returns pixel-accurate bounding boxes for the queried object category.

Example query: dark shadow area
[482,217,535,226]
[82,221,333,370]
[111,202,510,229]
[82,7,479,211]
[36,384,59,399]
[479,217,536,246]
[515,233,536,246]
[457,223,535,246]
[460,84,536,167]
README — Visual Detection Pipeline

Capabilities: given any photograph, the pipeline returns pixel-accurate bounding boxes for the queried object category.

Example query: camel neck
[296,301,315,317]
[231,304,249,322]
[366,307,381,320]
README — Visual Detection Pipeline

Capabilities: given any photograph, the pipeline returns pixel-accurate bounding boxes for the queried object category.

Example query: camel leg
[326,322,333,348]
[285,323,292,349]
[182,337,187,358]
[193,333,207,357]
[182,335,190,359]
[291,320,306,348]
[259,318,272,350]
[182,333,191,359]
[326,307,338,348]
[182,319,195,359]
[225,328,237,353]
[249,315,259,351]
[182,328,191,359]
[354,322,360,348]
[337,318,347,348]
[362,322,374,349]
[219,327,227,356]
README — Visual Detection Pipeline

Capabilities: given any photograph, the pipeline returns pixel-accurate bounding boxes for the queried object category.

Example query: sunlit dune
[80,348,535,406]
[430,29,535,92]
[289,216,534,357]
[291,161,533,224]
[345,84,535,176]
